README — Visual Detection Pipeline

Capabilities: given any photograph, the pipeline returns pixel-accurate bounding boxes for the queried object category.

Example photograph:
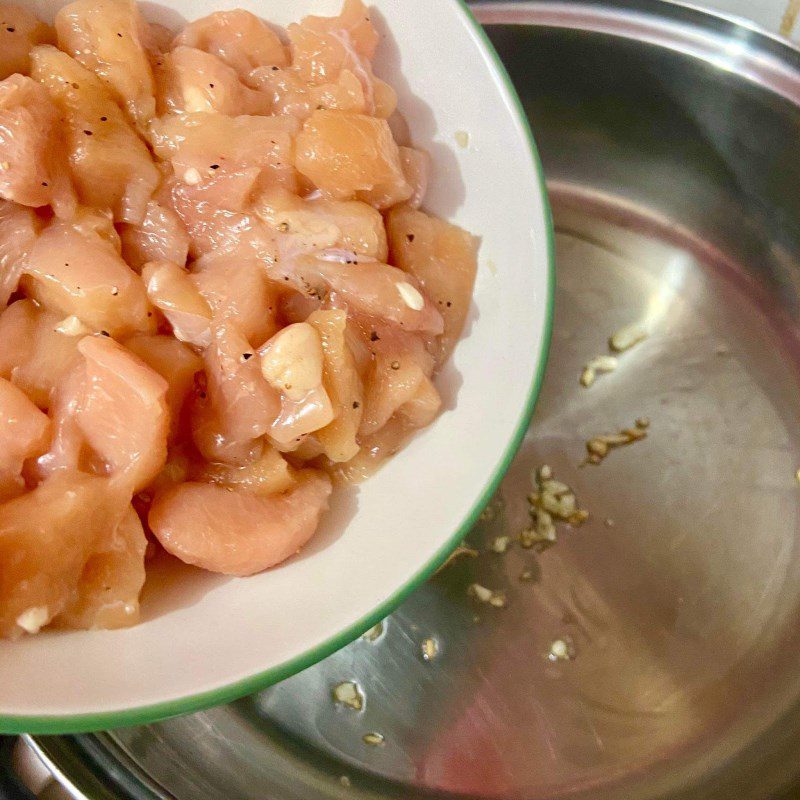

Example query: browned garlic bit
[436,543,479,573]
[579,354,618,388]
[332,681,364,711]
[584,417,649,465]
[490,535,510,553]
[609,322,648,352]
[522,464,589,548]
[420,637,439,661]
[361,621,384,642]
[547,636,576,662]
[362,732,385,747]
[468,582,507,608]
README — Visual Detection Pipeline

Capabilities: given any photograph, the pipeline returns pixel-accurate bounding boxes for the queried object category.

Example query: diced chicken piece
[150,111,299,196]
[142,260,212,348]
[399,146,429,210]
[248,65,311,121]
[0,377,50,501]
[386,206,479,361]
[168,176,272,258]
[335,415,406,483]
[300,0,379,60]
[289,0,377,87]
[195,443,294,496]
[306,309,363,462]
[53,505,147,629]
[254,186,387,260]
[154,46,270,116]
[55,0,155,127]
[75,335,169,492]
[295,111,411,208]
[359,353,441,437]
[0,75,75,216]
[268,250,443,335]
[0,472,128,638]
[0,199,38,306]
[23,215,154,337]
[258,322,334,449]
[119,198,189,271]
[149,470,331,575]
[175,9,288,85]
[0,3,53,79]
[0,300,82,409]
[192,320,280,465]
[143,22,174,56]
[190,253,279,347]
[29,361,88,482]
[123,334,202,442]
[30,45,160,223]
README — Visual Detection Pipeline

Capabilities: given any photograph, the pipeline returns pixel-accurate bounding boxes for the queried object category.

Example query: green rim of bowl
[2,0,556,735]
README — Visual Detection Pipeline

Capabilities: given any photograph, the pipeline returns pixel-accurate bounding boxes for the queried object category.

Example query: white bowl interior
[1,0,551,727]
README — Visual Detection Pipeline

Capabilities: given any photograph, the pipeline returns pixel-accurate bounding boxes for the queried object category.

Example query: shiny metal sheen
[26,2,800,798]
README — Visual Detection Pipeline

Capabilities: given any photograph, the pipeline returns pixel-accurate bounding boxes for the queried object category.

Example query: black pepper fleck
[406,233,415,242]
[5,27,14,32]
[242,352,253,361]
[100,116,107,121]
[83,129,93,136]
[116,32,122,36]
[209,164,219,169]
[390,360,400,370]
[100,330,110,337]
[370,331,379,342]
[209,83,215,88]
[446,301,452,307]
[352,401,360,409]
[41,181,48,187]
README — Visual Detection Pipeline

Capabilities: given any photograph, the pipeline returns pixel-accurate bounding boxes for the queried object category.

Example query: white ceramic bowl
[0,0,553,732]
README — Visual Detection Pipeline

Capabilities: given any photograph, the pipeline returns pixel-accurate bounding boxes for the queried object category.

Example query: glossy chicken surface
[0,0,477,638]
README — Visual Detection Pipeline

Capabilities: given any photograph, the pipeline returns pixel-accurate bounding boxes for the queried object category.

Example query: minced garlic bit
[0,161,9,170]
[421,637,439,661]
[54,315,91,336]
[16,606,48,634]
[363,731,385,747]
[519,569,535,582]
[332,681,364,711]
[454,130,470,148]
[182,166,202,185]
[796,468,800,484]
[585,417,649,465]
[524,465,589,548]
[548,637,575,662]
[361,621,384,642]
[468,583,506,608]
[436,543,479,573]
[609,322,648,352]
[396,281,424,310]
[579,354,618,388]
[490,535,510,553]
[339,775,351,788]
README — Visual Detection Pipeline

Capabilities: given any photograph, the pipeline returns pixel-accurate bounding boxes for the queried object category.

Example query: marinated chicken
[0,0,478,638]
